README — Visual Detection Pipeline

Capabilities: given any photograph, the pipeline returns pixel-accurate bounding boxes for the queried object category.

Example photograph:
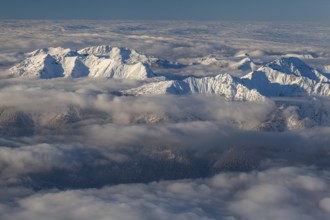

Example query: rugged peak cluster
[10,45,155,80]
[243,57,330,97]
[9,45,330,101]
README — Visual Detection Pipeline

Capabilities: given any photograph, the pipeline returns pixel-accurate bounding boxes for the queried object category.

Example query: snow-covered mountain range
[10,46,156,79]
[10,45,330,101]
[122,57,330,101]
[123,73,265,102]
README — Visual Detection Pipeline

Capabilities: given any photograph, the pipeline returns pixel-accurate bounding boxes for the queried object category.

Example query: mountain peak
[242,57,330,97]
[78,45,113,55]
[27,47,76,58]
[263,57,316,79]
[10,45,155,80]
[78,45,151,64]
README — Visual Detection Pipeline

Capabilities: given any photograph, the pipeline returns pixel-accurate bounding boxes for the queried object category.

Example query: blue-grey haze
[0,0,330,22]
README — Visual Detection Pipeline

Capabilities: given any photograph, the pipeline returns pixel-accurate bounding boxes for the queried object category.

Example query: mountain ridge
[10,45,156,80]
[8,46,330,101]
[122,56,330,100]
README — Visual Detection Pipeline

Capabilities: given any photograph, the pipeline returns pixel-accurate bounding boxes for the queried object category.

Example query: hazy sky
[1,0,330,22]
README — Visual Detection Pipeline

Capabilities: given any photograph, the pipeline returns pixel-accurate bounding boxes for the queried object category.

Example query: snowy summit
[10,45,155,79]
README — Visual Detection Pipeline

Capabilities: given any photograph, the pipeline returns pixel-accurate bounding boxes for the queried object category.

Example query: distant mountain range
[122,56,330,101]
[10,45,330,101]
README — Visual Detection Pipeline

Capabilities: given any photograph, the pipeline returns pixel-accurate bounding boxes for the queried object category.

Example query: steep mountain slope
[124,57,330,99]
[10,45,156,80]
[10,53,65,79]
[242,57,330,97]
[0,108,35,136]
[123,73,265,102]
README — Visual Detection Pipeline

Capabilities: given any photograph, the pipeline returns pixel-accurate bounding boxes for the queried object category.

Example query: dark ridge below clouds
[1,0,330,22]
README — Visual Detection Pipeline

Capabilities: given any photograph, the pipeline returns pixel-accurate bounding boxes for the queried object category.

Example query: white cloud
[0,167,329,220]
[320,198,330,214]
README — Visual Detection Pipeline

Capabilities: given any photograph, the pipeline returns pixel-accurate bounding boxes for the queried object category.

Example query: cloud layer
[1,20,330,219]
[1,167,330,220]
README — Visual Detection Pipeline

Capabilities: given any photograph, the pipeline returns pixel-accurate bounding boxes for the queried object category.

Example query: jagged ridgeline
[10,45,156,79]
[10,45,330,99]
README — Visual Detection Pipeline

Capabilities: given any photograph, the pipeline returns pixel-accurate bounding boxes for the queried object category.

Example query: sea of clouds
[0,20,330,219]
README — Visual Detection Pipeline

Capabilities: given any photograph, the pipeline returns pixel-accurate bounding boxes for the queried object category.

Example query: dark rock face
[0,109,35,136]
